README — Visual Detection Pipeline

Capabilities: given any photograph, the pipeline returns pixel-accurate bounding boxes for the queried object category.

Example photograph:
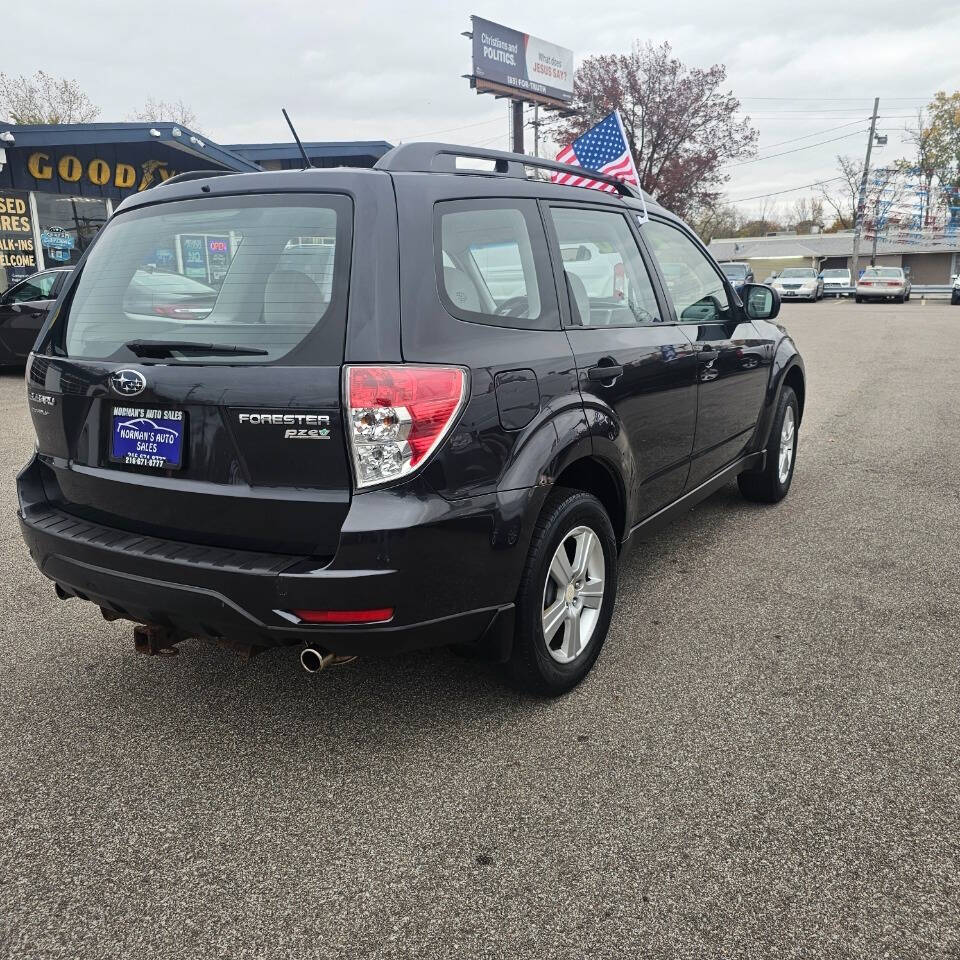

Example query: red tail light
[345,365,467,489]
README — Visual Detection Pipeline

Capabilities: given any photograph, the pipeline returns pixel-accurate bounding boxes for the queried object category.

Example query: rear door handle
[587,362,624,383]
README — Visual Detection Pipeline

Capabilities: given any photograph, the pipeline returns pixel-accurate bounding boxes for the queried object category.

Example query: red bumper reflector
[292,608,394,625]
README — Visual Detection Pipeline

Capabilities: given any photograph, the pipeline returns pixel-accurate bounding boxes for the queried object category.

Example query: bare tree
[818,155,862,230]
[905,108,939,226]
[690,201,741,243]
[0,70,99,124]
[792,196,825,233]
[128,98,199,130]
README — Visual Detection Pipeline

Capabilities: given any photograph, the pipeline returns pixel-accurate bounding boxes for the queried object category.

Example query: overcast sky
[7,0,960,217]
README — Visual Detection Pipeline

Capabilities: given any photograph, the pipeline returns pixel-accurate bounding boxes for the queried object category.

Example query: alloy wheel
[778,407,796,484]
[541,525,605,664]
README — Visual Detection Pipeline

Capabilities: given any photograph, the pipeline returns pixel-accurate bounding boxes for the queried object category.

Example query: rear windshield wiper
[125,339,269,358]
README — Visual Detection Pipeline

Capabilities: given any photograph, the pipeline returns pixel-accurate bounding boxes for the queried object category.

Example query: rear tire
[738,386,799,504]
[855,295,863,303]
[507,488,617,696]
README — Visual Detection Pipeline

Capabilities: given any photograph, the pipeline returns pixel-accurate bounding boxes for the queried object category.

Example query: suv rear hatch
[28,190,355,557]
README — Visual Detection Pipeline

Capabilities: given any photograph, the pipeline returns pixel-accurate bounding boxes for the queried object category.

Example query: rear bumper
[17,455,534,657]
[856,286,906,298]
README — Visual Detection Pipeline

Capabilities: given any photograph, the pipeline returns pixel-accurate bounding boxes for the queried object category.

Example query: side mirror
[743,283,780,321]
[576,245,592,262]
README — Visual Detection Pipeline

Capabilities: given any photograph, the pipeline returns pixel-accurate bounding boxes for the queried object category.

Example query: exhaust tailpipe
[300,647,335,673]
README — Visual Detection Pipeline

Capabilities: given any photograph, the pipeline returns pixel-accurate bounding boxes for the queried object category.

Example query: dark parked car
[0,267,72,366]
[17,144,805,695]
[719,261,754,293]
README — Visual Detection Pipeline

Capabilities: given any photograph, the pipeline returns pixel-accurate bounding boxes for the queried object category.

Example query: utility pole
[533,104,540,158]
[850,97,880,282]
[511,100,524,154]
[870,198,880,266]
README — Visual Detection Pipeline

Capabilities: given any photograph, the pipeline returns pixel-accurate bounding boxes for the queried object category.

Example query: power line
[398,115,505,141]
[728,128,868,167]
[758,118,870,150]
[738,96,932,102]
[727,176,848,204]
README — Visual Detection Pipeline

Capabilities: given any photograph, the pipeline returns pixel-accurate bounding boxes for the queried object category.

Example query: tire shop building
[0,122,392,289]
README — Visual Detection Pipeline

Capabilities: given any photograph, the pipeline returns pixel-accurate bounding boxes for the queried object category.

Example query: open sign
[209,240,228,253]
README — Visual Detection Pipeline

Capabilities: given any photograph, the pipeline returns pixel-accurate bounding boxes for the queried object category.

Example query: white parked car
[772,267,823,302]
[855,267,911,304]
[820,268,851,297]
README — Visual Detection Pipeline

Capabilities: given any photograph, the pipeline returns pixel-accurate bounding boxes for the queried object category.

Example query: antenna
[282,107,313,169]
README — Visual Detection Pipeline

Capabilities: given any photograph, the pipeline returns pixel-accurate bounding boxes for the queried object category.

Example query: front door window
[5,271,58,303]
[642,220,731,323]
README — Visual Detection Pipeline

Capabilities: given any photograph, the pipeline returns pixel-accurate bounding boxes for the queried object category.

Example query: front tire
[738,386,799,504]
[855,295,863,303]
[507,489,617,696]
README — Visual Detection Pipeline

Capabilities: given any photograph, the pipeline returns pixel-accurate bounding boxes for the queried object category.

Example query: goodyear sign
[0,142,189,200]
[0,189,37,285]
[25,150,177,194]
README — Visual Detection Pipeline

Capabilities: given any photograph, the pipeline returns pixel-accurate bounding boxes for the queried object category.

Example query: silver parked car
[855,267,911,303]
[771,267,823,302]
[820,268,852,297]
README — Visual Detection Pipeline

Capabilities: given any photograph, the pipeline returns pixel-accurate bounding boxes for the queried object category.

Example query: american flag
[552,110,641,195]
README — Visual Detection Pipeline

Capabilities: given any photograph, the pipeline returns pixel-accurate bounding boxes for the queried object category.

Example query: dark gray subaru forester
[17,143,805,695]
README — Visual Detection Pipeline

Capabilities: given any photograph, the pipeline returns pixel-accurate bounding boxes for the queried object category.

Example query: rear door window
[435,199,558,330]
[547,206,663,326]
[61,193,352,364]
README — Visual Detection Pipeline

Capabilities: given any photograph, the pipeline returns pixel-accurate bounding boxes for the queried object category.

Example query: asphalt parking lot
[1,297,958,959]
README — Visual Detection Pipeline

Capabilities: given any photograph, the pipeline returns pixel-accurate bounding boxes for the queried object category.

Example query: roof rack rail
[155,169,237,188]
[374,141,643,200]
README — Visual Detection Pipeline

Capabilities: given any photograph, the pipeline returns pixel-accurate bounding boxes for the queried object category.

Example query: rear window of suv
[61,193,352,364]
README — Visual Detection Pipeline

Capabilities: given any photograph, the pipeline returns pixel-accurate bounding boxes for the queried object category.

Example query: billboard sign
[470,16,573,106]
